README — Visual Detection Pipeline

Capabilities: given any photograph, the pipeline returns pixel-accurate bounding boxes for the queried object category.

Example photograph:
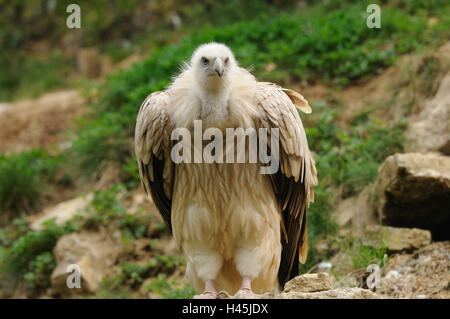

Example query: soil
[0,90,89,155]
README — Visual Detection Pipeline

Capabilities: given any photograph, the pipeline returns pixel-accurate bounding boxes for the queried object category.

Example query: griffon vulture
[135,43,317,298]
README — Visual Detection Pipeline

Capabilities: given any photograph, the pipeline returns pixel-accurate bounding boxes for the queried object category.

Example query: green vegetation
[0,0,288,101]
[0,150,63,215]
[1,0,448,101]
[345,241,388,270]
[299,102,405,272]
[74,185,156,240]
[0,219,76,294]
[0,183,168,297]
[0,50,72,101]
[119,257,183,287]
[307,103,405,198]
[0,0,147,101]
[0,218,29,247]
[143,274,195,299]
[98,257,186,298]
[23,252,56,292]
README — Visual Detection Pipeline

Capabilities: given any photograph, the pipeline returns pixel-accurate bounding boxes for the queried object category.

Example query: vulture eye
[201,57,209,66]
[224,57,229,64]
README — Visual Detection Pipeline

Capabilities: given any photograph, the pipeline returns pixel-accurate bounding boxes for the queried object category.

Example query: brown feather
[255,82,317,288]
[135,92,175,232]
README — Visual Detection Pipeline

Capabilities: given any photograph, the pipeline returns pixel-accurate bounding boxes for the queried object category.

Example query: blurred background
[0,0,449,299]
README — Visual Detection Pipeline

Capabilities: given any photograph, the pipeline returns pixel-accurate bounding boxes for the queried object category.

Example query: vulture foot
[193,291,218,299]
[233,288,262,299]
[233,288,275,299]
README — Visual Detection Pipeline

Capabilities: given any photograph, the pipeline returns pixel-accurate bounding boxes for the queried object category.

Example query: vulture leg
[233,277,262,299]
[234,277,275,299]
[193,279,218,299]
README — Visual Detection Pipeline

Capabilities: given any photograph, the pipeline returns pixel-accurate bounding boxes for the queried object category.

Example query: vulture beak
[212,58,224,77]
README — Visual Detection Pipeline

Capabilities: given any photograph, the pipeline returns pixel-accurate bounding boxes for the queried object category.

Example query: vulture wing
[255,82,318,287]
[135,91,175,232]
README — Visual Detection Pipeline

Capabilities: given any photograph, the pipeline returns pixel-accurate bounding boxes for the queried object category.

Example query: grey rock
[363,225,431,252]
[283,273,333,293]
[376,152,450,240]
[276,287,381,299]
[405,73,450,155]
[51,232,120,296]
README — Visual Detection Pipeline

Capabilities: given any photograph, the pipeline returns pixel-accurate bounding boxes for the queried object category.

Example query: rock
[333,184,378,236]
[405,73,450,155]
[283,273,333,293]
[276,287,381,299]
[377,241,450,299]
[28,194,93,230]
[363,225,431,252]
[376,152,450,240]
[384,270,400,280]
[51,232,121,296]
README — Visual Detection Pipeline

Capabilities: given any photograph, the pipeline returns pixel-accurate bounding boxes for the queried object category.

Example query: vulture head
[190,42,237,90]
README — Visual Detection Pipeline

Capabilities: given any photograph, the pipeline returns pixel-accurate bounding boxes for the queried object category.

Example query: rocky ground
[377,241,450,299]
[0,90,88,155]
[276,272,381,299]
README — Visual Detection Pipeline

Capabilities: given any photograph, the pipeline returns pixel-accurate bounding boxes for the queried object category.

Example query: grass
[98,257,188,299]
[306,103,405,197]
[0,1,288,101]
[0,50,72,101]
[0,149,63,217]
[143,274,195,299]
[345,241,388,270]
[298,101,405,272]
[0,218,29,247]
[1,1,448,102]
[23,252,56,292]
[0,219,77,295]
[416,55,447,97]
[73,184,158,241]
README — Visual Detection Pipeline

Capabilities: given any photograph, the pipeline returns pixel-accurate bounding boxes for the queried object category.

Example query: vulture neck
[199,80,232,127]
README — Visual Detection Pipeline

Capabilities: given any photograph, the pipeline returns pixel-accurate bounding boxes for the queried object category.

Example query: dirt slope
[0,90,88,154]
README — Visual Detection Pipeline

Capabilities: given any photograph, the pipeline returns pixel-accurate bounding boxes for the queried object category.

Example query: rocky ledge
[275,272,382,299]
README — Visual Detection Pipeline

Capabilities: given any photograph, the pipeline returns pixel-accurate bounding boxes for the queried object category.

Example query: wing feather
[255,82,317,288]
[135,91,174,232]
